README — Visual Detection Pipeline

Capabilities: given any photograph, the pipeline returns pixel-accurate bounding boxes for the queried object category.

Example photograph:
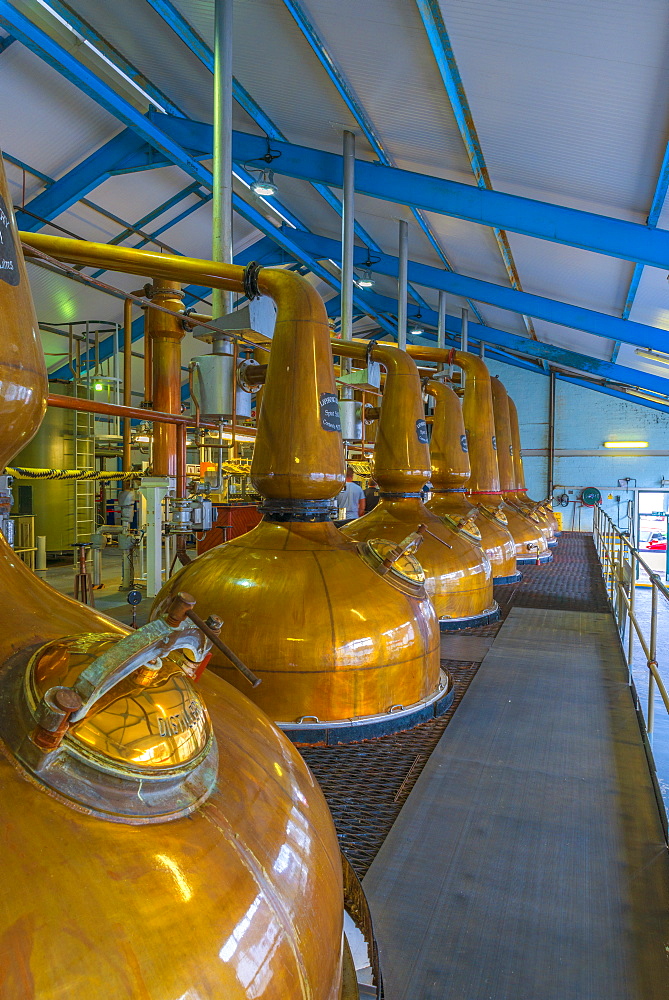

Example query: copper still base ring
[277,669,452,746]
[493,571,523,585]
[439,601,500,632]
[516,551,554,565]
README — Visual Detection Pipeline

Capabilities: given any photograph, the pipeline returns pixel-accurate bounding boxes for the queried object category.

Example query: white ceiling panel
[442,0,669,219]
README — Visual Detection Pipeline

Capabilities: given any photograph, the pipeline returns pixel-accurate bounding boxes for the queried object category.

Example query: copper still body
[7,199,353,997]
[339,342,497,629]
[507,394,560,537]
[489,377,552,563]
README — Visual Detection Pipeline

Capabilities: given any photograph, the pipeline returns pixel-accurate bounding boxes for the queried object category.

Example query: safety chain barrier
[6,467,132,481]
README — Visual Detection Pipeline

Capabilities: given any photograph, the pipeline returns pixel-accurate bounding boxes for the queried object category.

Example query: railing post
[648,579,658,741]
[627,543,635,683]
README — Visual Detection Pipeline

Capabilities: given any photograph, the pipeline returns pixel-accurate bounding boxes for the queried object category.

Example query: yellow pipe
[335,341,496,626]
[2,207,348,994]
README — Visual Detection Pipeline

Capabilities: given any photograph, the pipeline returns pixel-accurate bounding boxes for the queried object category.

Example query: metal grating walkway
[301,534,612,877]
[362,606,669,999]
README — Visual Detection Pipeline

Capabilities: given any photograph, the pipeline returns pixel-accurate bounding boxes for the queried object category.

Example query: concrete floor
[42,549,159,627]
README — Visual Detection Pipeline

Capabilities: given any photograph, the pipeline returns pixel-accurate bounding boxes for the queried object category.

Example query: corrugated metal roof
[1,0,668,391]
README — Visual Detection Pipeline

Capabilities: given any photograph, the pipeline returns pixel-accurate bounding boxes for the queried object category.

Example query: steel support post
[398,219,408,349]
[212,0,234,318]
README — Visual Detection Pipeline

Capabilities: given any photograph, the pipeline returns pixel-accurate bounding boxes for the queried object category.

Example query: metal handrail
[593,506,669,737]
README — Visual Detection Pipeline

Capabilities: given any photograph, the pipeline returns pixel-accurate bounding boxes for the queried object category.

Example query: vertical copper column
[145,280,185,478]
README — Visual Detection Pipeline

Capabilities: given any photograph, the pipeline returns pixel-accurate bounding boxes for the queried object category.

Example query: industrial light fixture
[603,441,649,448]
[94,382,104,391]
[246,135,281,199]
[409,307,424,337]
[634,348,669,367]
[250,169,278,198]
[355,249,380,290]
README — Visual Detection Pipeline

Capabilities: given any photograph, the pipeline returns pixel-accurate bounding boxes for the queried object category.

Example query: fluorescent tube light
[634,348,669,367]
[603,441,649,448]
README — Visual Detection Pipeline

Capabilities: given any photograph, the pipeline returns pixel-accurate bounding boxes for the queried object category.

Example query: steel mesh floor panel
[301,533,611,878]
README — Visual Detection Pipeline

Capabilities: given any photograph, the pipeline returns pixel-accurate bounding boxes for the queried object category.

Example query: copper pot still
[2,160,353,999]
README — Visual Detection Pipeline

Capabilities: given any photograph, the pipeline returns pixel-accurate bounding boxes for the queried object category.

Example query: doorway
[637,490,669,582]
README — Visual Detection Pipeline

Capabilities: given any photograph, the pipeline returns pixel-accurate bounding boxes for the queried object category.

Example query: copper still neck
[507,395,528,492]
[490,377,516,493]
[424,379,470,490]
[333,340,430,492]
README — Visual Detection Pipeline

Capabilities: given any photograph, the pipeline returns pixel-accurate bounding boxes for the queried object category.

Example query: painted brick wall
[485,358,669,531]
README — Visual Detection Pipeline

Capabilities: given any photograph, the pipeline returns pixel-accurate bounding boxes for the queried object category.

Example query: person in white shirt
[337,466,366,521]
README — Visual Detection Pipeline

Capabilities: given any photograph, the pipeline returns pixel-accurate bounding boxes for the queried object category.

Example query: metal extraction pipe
[461,308,468,388]
[437,289,446,351]
[212,0,234,319]
[340,129,355,397]
[122,297,132,478]
[548,368,556,498]
[398,219,408,349]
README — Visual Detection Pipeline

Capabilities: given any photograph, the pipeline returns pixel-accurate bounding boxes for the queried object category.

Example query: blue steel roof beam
[2,151,54,189]
[6,6,389,327]
[143,0,382,258]
[280,0,485,325]
[0,2,213,189]
[0,32,13,53]
[414,0,535,339]
[322,284,669,395]
[283,228,669,356]
[38,0,185,118]
[14,130,149,232]
[614,127,669,361]
[132,121,669,272]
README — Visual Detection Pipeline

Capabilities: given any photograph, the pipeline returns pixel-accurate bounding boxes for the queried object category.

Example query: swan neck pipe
[20,234,345,501]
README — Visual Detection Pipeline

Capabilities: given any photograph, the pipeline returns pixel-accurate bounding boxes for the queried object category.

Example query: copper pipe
[176,421,187,500]
[22,234,344,500]
[122,298,132,480]
[143,312,152,408]
[47,393,214,428]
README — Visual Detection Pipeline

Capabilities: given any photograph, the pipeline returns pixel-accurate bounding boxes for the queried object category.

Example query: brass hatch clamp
[0,592,259,823]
